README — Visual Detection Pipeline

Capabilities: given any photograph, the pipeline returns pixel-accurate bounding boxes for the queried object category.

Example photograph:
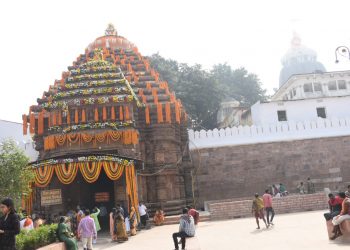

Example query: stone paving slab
[81,210,350,250]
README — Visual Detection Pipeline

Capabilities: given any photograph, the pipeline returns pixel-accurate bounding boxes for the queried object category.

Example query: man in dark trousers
[172,208,195,250]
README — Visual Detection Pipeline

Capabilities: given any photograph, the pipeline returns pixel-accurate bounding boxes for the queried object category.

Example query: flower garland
[30,155,133,168]
[33,160,131,186]
[66,72,121,82]
[70,65,118,76]
[58,79,126,90]
[43,130,139,150]
[50,86,129,100]
[41,94,134,109]
[47,121,134,133]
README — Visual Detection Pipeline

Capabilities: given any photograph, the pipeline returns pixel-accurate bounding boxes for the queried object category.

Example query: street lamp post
[335,46,350,63]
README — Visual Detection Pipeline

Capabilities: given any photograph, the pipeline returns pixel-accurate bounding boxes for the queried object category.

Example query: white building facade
[0,120,38,162]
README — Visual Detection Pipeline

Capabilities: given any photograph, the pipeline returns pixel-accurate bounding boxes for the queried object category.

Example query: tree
[148,54,267,129]
[211,64,267,106]
[0,139,34,205]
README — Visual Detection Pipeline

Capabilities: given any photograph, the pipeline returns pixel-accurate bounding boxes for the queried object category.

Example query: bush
[16,224,58,250]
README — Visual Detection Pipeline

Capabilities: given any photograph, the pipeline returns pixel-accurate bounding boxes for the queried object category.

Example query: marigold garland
[55,163,78,185]
[43,129,138,151]
[32,159,132,186]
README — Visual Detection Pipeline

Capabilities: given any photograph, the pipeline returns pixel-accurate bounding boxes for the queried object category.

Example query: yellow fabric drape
[126,164,139,219]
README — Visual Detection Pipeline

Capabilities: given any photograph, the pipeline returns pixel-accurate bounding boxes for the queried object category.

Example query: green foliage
[148,54,267,129]
[16,224,58,250]
[0,139,34,205]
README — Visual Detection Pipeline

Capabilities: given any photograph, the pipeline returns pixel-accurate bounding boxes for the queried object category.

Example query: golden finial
[105,23,117,36]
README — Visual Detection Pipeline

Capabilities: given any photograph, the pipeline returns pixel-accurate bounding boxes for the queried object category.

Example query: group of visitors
[324,185,350,240]
[252,190,275,230]
[172,205,199,250]
[269,183,288,197]
[297,177,315,194]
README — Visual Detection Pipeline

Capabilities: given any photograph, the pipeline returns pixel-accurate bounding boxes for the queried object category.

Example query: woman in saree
[57,217,78,250]
[114,211,128,242]
[109,208,117,241]
[129,207,137,236]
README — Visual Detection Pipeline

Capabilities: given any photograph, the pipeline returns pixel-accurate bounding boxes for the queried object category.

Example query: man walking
[263,189,275,225]
[138,202,148,229]
[172,208,195,250]
[78,209,97,250]
[252,193,269,229]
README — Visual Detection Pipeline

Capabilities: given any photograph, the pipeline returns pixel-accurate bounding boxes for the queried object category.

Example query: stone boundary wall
[208,192,328,220]
[189,117,350,149]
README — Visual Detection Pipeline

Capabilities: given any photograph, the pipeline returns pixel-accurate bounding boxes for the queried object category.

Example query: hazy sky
[1,0,350,122]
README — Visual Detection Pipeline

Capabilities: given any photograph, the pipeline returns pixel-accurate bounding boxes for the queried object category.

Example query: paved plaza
[82,210,350,250]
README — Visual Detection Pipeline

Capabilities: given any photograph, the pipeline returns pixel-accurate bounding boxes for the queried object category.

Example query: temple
[22,24,192,217]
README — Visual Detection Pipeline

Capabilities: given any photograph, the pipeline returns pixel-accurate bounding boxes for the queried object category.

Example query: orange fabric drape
[58,111,62,125]
[111,106,115,120]
[22,114,27,135]
[145,106,150,124]
[38,111,44,135]
[125,106,130,120]
[152,88,158,103]
[103,107,107,121]
[82,109,86,123]
[157,103,164,123]
[165,102,171,123]
[29,113,35,134]
[175,102,180,123]
[119,106,124,120]
[75,109,79,124]
[94,108,99,122]
[66,110,71,124]
[131,131,138,145]
[52,111,57,126]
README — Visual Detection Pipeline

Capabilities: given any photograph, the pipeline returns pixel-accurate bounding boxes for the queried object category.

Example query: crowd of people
[0,197,178,250]
[324,185,350,240]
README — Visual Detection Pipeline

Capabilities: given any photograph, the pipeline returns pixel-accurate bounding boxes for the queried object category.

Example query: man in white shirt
[138,202,148,228]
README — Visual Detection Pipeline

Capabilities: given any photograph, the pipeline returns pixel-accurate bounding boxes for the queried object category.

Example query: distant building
[0,120,38,162]
[279,32,326,87]
[252,70,350,126]
[216,100,251,128]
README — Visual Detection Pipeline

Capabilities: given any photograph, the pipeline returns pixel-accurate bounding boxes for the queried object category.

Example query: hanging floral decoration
[31,155,134,187]
[43,129,139,150]
[47,121,134,133]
